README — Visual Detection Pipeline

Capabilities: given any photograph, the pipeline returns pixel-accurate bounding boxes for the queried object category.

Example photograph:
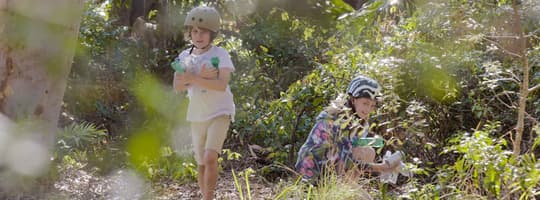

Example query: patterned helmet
[347,75,381,100]
[184,6,221,32]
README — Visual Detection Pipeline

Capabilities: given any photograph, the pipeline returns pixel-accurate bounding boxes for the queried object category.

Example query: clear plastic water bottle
[171,57,185,73]
[380,151,406,184]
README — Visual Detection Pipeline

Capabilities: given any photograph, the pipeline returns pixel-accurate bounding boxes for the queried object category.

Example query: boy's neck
[193,44,212,55]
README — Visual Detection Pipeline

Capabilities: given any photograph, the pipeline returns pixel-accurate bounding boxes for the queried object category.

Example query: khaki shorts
[191,115,231,165]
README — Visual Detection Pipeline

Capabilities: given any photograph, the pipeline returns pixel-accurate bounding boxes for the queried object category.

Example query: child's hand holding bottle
[198,57,220,79]
[172,57,192,89]
[171,57,186,73]
[199,62,218,79]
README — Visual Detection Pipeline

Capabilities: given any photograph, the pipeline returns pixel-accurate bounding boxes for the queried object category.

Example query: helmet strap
[189,44,212,55]
[189,45,195,54]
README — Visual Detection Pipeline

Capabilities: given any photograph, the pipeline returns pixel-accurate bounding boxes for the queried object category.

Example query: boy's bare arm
[191,67,232,91]
[199,64,219,79]
[173,72,190,91]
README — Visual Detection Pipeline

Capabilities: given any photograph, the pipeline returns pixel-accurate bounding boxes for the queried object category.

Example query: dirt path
[49,165,276,200]
[152,171,275,200]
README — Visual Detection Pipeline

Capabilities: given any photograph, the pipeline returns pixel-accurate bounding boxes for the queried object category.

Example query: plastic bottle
[352,137,384,148]
[171,57,185,73]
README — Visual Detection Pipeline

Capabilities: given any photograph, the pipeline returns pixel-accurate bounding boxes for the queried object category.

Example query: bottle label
[352,137,384,148]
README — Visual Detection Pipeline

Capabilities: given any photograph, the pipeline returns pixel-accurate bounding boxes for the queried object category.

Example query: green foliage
[66,0,185,135]
[65,0,193,181]
[273,171,372,200]
[407,122,540,199]
[222,148,243,161]
[230,2,351,165]
[533,125,540,151]
[133,146,197,183]
[236,8,332,99]
[445,122,512,197]
[232,168,255,200]
[125,71,196,182]
[57,122,107,151]
[398,182,442,200]
[273,178,313,200]
[512,153,540,199]
[233,50,372,165]
[345,0,416,25]
[231,2,540,198]
[58,0,540,197]
[55,121,127,177]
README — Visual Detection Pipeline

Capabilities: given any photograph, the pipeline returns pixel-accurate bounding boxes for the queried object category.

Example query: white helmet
[184,6,221,32]
[347,75,381,100]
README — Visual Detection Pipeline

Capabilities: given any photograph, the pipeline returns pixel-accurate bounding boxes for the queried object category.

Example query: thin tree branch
[483,77,520,85]
[525,27,540,37]
[488,90,517,109]
[525,112,539,125]
[508,71,521,83]
[485,35,519,39]
[484,27,540,38]
[529,83,540,93]
[497,71,521,83]
[482,37,522,58]
[526,112,539,154]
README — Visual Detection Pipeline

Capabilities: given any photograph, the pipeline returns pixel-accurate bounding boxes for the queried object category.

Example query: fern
[58,122,107,150]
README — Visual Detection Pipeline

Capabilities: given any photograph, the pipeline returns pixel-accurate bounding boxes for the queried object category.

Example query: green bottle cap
[210,57,220,69]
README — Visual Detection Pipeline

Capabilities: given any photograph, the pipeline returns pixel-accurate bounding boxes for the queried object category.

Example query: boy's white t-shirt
[177,46,235,122]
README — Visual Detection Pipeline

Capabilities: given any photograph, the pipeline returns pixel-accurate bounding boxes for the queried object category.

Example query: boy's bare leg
[197,165,206,198]
[202,150,219,200]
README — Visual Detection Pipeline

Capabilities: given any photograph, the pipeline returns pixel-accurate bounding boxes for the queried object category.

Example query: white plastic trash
[380,151,411,184]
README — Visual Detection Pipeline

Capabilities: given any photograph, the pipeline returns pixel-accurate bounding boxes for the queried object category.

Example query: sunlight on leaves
[127,130,161,170]
[224,0,258,19]
[131,72,184,121]
[419,66,459,103]
[533,125,540,151]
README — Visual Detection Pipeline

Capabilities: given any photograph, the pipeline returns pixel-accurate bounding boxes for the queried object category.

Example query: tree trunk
[0,0,84,129]
[111,0,159,26]
[511,0,528,157]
